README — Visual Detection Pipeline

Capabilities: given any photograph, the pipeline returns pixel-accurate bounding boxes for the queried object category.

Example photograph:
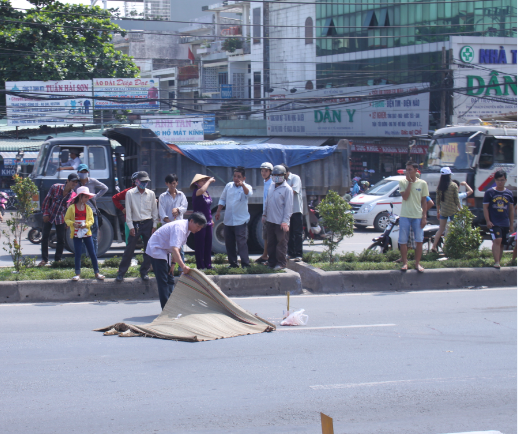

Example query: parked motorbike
[368,203,443,253]
[504,231,516,251]
[28,227,57,248]
[0,191,8,216]
[303,204,330,241]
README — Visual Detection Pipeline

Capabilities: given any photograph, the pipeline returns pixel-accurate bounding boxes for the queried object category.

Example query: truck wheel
[374,212,390,232]
[248,214,265,253]
[64,215,114,258]
[211,219,227,254]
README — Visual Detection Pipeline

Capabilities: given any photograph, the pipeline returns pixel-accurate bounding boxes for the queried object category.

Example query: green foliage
[184,255,197,265]
[135,254,144,265]
[102,255,122,268]
[1,175,38,271]
[316,191,355,263]
[50,257,75,268]
[221,37,243,53]
[213,253,227,265]
[0,0,139,107]
[443,207,482,259]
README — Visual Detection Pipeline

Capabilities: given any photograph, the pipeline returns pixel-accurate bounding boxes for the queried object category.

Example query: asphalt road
[1,287,515,434]
[0,217,493,266]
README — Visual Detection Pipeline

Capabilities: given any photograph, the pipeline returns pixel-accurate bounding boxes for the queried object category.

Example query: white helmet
[260,162,273,171]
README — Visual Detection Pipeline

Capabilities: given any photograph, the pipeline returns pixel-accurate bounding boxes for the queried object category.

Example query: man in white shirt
[146,212,207,309]
[117,171,159,282]
[58,148,82,171]
[159,173,188,223]
[283,164,304,261]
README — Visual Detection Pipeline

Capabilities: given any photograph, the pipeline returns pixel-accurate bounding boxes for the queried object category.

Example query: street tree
[0,0,139,103]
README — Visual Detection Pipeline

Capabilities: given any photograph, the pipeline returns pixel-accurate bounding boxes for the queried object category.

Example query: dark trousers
[266,222,288,268]
[41,221,66,263]
[73,236,99,275]
[224,223,249,267]
[194,224,212,269]
[81,214,98,257]
[118,219,153,276]
[288,212,303,258]
[151,257,175,309]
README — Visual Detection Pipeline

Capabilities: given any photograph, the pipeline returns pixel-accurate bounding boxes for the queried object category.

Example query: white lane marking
[277,324,396,331]
[441,431,503,434]
[310,375,516,390]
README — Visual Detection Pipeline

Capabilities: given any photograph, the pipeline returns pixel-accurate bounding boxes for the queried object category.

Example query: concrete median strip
[287,261,517,293]
[0,269,303,303]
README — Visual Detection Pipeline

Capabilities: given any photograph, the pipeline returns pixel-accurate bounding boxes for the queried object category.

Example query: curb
[287,261,517,293]
[0,269,302,303]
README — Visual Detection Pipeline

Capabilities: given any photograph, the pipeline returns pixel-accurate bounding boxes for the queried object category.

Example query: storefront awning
[265,137,329,147]
[0,151,39,166]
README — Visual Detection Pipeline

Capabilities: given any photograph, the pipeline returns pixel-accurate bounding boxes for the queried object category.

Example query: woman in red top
[64,186,104,281]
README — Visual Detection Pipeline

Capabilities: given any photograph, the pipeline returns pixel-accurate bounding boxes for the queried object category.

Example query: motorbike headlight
[359,203,375,213]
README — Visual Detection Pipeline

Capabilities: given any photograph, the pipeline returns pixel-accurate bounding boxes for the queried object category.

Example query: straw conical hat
[190,174,209,189]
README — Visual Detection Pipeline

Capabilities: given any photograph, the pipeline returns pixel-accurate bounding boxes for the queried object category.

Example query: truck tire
[248,214,265,253]
[211,219,227,254]
[374,212,390,232]
[64,215,114,258]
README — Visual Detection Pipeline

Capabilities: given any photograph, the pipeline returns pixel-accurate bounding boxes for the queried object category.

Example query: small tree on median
[316,190,355,263]
[443,206,482,259]
[1,175,38,272]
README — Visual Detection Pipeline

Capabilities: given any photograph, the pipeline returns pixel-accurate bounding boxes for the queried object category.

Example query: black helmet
[272,165,286,176]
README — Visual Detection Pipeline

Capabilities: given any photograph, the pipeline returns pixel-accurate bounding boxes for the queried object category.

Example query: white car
[349,176,405,231]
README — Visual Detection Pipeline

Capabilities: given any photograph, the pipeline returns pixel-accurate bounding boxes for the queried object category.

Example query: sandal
[96,273,105,280]
[415,265,425,273]
[72,275,80,281]
[400,264,408,271]
[493,263,501,269]
[255,257,268,264]
[37,261,47,267]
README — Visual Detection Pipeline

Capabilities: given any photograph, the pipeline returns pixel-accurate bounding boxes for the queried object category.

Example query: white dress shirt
[159,189,188,223]
[125,186,159,230]
[286,173,303,214]
[218,182,253,226]
[145,219,190,260]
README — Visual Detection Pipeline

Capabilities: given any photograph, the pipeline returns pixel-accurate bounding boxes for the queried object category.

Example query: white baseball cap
[440,167,452,175]
[260,162,274,171]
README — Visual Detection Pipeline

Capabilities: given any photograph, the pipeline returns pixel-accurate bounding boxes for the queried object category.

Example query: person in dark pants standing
[263,165,293,270]
[283,164,303,262]
[74,164,108,256]
[146,212,207,309]
[38,173,79,266]
[116,171,158,282]
[215,167,253,268]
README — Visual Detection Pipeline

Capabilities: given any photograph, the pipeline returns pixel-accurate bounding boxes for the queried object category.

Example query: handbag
[94,205,104,228]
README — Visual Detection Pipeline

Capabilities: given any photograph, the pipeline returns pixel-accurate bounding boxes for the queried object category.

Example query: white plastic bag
[280,309,308,326]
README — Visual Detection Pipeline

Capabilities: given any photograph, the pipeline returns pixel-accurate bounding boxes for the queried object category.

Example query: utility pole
[263,1,270,120]
[440,46,446,128]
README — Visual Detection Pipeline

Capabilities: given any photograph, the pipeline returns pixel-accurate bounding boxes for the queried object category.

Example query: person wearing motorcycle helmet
[112,172,139,243]
[262,165,293,270]
[360,180,370,193]
[255,162,274,264]
[282,164,303,262]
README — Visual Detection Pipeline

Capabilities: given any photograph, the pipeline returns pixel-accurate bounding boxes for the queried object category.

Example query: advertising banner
[451,38,517,123]
[93,78,160,110]
[266,83,430,137]
[141,117,204,142]
[6,80,93,126]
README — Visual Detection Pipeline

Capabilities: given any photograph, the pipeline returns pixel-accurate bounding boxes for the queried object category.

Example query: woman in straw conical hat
[190,174,216,269]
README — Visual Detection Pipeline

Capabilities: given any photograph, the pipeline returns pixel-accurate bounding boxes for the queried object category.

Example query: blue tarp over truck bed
[169,142,337,168]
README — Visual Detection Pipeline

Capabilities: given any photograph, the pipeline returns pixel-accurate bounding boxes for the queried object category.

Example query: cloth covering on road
[94,269,276,342]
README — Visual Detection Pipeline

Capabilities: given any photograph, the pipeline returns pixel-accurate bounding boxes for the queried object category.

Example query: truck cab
[421,121,516,225]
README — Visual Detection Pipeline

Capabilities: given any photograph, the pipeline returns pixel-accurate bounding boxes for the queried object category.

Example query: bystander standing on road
[483,169,515,269]
[398,161,429,272]
[191,174,215,270]
[74,164,108,255]
[282,164,303,262]
[112,172,139,243]
[116,171,158,282]
[255,162,273,264]
[64,186,104,281]
[159,173,188,265]
[432,167,460,252]
[215,167,253,268]
[146,212,207,309]
[38,173,79,266]
[263,165,293,270]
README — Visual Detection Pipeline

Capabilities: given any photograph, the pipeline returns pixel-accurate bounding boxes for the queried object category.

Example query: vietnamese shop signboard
[141,117,204,142]
[350,144,428,155]
[452,37,517,123]
[93,78,160,110]
[266,83,430,137]
[6,80,93,126]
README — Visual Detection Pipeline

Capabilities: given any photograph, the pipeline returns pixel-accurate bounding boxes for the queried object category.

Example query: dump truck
[27,128,351,256]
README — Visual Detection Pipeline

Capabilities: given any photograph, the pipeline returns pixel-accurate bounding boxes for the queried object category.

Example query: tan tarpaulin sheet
[94,269,276,342]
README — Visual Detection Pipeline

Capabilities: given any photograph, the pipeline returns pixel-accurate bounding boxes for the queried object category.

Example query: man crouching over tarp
[146,212,207,309]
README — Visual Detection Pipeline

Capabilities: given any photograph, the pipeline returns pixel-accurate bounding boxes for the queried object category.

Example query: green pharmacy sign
[467,71,517,96]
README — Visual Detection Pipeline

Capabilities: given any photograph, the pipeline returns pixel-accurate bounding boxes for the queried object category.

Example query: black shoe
[116,273,124,282]
[141,274,150,282]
